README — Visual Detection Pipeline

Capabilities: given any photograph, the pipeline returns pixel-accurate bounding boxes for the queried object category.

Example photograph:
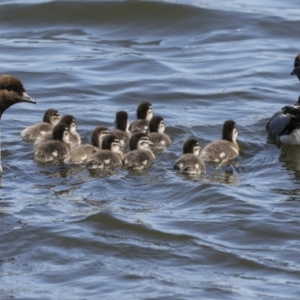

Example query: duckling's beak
[21,92,36,104]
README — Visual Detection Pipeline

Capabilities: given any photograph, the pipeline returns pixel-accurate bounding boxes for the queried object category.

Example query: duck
[110,111,130,151]
[35,114,81,148]
[266,96,300,144]
[291,53,300,81]
[174,139,206,175]
[0,74,36,172]
[148,116,172,149]
[86,134,123,170]
[123,132,155,170]
[20,108,60,141]
[34,123,71,163]
[129,102,153,133]
[64,126,109,164]
[200,120,239,164]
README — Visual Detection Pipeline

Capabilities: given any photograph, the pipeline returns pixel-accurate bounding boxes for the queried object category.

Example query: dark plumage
[148,116,171,149]
[110,111,130,151]
[291,53,300,81]
[129,102,153,133]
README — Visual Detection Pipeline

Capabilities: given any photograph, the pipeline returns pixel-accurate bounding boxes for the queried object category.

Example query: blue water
[1,0,300,299]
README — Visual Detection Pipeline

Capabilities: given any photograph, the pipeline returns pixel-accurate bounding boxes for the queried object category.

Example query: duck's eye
[7,85,14,92]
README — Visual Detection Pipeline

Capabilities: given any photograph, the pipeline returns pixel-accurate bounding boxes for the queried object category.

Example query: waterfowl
[129,102,153,133]
[291,53,300,81]
[86,134,123,170]
[20,108,60,141]
[123,132,155,170]
[64,126,109,164]
[148,116,171,149]
[266,96,300,144]
[0,74,36,172]
[200,120,239,164]
[34,123,71,163]
[110,111,130,151]
[35,114,81,147]
[174,139,205,175]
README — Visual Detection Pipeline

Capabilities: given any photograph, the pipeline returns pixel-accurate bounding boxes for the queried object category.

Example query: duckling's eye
[7,85,14,92]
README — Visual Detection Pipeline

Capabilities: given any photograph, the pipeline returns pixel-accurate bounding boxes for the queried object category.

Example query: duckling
[174,139,206,175]
[86,134,123,170]
[148,116,171,149]
[0,74,36,172]
[34,123,71,163]
[110,111,130,151]
[266,96,300,144]
[123,132,155,170]
[291,53,300,81]
[200,120,239,164]
[35,114,81,147]
[129,102,153,133]
[64,126,109,164]
[20,108,60,141]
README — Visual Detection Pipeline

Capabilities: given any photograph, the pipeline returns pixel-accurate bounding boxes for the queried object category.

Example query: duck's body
[35,115,81,148]
[110,111,130,151]
[64,126,109,164]
[200,120,239,164]
[266,97,300,144]
[123,132,155,170]
[174,139,205,175]
[0,75,36,172]
[21,108,60,141]
[129,102,153,134]
[86,134,123,170]
[34,124,71,163]
[148,116,171,149]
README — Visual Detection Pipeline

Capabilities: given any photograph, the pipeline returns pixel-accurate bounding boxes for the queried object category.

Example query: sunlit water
[1,0,300,299]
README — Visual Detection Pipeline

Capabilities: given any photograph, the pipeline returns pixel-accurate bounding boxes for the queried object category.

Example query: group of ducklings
[21,102,240,175]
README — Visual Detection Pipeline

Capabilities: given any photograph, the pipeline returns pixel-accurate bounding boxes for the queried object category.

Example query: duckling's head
[91,126,109,147]
[291,54,300,81]
[115,110,129,132]
[222,120,238,143]
[59,115,76,133]
[53,123,70,143]
[102,134,121,153]
[130,132,152,150]
[43,108,60,125]
[183,139,200,156]
[0,75,36,118]
[149,116,165,133]
[137,102,153,121]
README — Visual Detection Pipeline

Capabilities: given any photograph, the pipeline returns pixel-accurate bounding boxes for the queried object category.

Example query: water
[1,0,300,299]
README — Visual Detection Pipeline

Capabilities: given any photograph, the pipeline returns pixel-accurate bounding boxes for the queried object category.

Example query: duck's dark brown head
[0,75,36,118]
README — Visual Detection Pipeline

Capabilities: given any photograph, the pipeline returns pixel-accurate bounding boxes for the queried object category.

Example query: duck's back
[21,122,53,141]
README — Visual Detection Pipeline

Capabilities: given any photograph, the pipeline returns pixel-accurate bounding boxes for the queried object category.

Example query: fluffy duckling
[129,102,153,133]
[86,134,123,170]
[34,123,71,163]
[291,53,300,81]
[21,108,60,141]
[123,132,155,170]
[110,111,130,151]
[200,120,239,164]
[174,139,206,175]
[0,74,36,172]
[148,116,171,149]
[266,96,300,144]
[64,126,109,164]
[35,114,81,147]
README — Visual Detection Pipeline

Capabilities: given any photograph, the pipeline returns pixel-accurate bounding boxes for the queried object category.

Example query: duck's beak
[21,92,36,104]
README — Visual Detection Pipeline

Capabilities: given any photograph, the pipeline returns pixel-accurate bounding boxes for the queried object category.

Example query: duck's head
[149,116,165,133]
[183,139,200,156]
[222,120,238,143]
[137,102,153,121]
[43,108,60,125]
[291,54,300,81]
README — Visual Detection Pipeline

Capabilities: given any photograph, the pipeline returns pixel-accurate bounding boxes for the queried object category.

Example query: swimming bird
[200,120,239,164]
[0,74,36,172]
[86,134,123,170]
[291,53,300,81]
[174,138,205,175]
[35,114,81,147]
[20,108,60,141]
[129,102,153,133]
[64,126,109,164]
[110,111,130,151]
[148,116,171,149]
[123,132,155,170]
[266,96,300,144]
[34,123,71,163]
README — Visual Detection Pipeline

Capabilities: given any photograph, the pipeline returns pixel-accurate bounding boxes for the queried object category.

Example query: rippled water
[1,0,300,299]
